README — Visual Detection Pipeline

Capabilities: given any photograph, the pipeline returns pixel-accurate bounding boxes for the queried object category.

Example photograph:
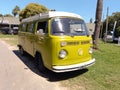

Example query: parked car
[0,27,9,34]
[0,26,18,35]
[9,27,18,34]
[103,31,113,42]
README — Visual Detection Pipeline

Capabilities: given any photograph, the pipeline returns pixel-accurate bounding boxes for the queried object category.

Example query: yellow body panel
[50,36,92,65]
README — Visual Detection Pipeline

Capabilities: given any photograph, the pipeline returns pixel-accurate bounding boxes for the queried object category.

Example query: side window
[37,21,48,34]
[27,23,35,33]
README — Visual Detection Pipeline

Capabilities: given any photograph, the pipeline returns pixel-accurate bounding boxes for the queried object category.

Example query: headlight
[89,47,93,54]
[59,50,67,59]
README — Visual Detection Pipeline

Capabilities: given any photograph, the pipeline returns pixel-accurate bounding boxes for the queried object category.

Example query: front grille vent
[67,41,90,45]
[81,41,90,44]
[67,42,79,45]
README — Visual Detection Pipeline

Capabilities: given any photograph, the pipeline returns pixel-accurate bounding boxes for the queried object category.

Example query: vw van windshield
[51,17,89,36]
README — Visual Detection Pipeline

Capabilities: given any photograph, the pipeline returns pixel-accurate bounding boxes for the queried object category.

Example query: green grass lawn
[61,41,120,90]
[0,34,18,46]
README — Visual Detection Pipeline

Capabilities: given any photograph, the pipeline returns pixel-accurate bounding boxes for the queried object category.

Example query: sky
[0,0,119,22]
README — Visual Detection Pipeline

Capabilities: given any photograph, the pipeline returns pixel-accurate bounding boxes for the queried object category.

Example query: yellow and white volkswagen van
[18,11,95,72]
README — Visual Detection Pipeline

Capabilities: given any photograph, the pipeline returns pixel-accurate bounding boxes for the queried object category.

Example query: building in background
[0,17,20,34]
[86,23,95,35]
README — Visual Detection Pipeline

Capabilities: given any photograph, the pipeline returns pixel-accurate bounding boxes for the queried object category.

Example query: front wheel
[35,53,46,72]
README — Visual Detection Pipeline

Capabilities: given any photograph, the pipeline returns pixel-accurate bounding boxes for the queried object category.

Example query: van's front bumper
[52,58,95,73]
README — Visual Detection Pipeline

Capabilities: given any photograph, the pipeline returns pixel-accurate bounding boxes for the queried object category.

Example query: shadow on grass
[13,50,88,82]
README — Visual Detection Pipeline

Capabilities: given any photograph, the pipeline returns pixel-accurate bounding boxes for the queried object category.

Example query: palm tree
[93,0,103,49]
[12,5,20,17]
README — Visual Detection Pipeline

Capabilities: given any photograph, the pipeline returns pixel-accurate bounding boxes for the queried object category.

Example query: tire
[9,30,13,35]
[19,46,25,56]
[35,53,46,72]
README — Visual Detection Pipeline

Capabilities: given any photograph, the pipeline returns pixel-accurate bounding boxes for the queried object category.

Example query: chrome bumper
[52,58,95,73]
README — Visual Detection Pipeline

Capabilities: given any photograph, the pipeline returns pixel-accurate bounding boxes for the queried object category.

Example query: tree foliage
[102,12,120,37]
[0,14,3,17]
[0,14,13,17]
[19,3,49,21]
[4,14,13,17]
[90,18,93,23]
[12,5,20,17]
[116,26,120,36]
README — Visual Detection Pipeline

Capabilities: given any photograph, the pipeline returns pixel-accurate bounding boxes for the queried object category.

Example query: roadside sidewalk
[0,40,66,90]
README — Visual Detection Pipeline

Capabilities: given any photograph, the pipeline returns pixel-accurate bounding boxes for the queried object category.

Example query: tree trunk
[93,0,103,49]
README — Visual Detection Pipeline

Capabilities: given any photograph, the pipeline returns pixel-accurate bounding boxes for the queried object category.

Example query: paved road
[0,40,66,90]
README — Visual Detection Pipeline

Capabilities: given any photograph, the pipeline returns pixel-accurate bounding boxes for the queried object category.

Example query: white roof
[21,11,83,23]
[0,17,20,25]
